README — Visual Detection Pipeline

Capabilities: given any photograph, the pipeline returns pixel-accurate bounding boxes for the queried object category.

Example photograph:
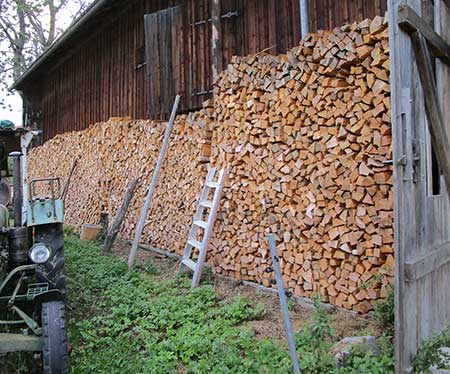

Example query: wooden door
[389,0,450,372]
[144,6,183,118]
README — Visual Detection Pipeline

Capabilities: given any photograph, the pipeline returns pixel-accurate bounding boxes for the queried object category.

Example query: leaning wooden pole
[61,157,78,204]
[102,177,138,254]
[128,95,181,268]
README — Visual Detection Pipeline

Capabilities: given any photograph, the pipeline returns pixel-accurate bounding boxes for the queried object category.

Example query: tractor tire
[35,224,66,295]
[41,301,68,374]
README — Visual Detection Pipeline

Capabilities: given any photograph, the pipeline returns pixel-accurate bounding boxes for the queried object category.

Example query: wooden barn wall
[23,0,387,141]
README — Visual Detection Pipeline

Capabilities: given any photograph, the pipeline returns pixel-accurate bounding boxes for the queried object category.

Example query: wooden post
[211,0,222,82]
[102,178,138,254]
[127,95,180,268]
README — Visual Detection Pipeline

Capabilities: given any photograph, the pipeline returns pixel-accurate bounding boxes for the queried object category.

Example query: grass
[65,234,395,374]
[2,234,395,373]
[65,235,293,373]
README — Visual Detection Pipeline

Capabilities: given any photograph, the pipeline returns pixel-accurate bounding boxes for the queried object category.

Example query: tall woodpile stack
[28,111,212,253]
[28,15,393,312]
[209,15,393,313]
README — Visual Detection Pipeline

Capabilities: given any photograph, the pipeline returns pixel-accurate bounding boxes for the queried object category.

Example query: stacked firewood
[209,15,393,312]
[28,15,393,312]
[28,111,212,253]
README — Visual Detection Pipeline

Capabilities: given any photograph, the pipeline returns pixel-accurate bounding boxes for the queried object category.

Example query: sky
[0,2,91,126]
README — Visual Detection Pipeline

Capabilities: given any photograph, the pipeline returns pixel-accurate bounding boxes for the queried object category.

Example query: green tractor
[0,122,68,373]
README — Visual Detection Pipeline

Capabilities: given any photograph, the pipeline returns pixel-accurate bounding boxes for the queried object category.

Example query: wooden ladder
[179,167,226,288]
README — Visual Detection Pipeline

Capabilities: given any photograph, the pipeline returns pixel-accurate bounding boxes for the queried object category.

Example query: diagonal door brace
[398,5,450,200]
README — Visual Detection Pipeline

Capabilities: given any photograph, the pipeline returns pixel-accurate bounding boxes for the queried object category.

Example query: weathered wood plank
[398,4,450,66]
[410,31,450,199]
[405,242,450,281]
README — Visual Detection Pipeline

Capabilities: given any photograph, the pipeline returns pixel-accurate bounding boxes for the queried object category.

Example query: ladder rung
[200,200,213,209]
[182,258,197,270]
[206,181,220,188]
[193,220,208,229]
[187,239,202,249]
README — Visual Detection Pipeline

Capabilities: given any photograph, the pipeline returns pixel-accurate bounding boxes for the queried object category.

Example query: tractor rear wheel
[35,224,66,294]
[41,301,68,374]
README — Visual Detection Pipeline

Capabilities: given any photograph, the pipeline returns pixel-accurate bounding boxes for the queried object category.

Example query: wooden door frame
[389,0,450,372]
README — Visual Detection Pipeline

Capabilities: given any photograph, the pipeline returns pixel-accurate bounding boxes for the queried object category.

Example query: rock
[330,336,379,367]
[430,347,450,374]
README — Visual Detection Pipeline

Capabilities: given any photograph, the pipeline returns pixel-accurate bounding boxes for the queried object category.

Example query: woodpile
[28,15,393,312]
[209,15,393,313]
[28,111,212,254]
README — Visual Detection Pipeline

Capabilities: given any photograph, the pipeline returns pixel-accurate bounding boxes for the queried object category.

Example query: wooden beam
[398,4,450,66]
[102,177,138,254]
[410,31,450,199]
[211,0,222,81]
[128,95,180,268]
[405,243,450,280]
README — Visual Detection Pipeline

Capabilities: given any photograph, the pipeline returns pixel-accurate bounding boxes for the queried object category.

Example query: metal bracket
[0,264,38,296]
[190,10,239,26]
[412,138,422,183]
[192,89,214,96]
[11,306,41,335]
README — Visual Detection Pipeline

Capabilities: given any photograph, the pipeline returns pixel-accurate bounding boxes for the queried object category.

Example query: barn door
[144,6,183,118]
[389,0,450,372]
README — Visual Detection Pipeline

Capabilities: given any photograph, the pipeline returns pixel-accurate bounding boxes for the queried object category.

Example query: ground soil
[111,238,379,343]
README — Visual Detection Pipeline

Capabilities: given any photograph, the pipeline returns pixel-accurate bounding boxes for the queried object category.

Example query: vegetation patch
[65,235,291,373]
[63,235,395,373]
[412,327,450,373]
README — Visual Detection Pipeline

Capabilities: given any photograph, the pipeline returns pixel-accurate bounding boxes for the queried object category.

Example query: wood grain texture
[18,0,387,142]
[28,16,393,314]
[391,0,450,371]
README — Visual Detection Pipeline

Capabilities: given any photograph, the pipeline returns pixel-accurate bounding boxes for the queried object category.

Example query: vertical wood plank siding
[23,0,387,141]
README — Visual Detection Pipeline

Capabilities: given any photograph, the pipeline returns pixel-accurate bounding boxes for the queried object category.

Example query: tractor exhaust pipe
[10,152,23,227]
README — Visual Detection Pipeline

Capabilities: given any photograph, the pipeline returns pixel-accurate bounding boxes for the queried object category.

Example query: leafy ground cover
[412,327,450,373]
[64,235,394,373]
[1,234,394,373]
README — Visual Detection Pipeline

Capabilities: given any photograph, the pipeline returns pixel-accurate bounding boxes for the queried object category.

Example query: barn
[12,0,387,142]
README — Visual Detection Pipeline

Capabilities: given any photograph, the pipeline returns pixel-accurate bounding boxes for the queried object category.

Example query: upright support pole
[267,234,301,374]
[20,131,37,226]
[211,0,222,81]
[128,95,180,268]
[10,152,22,227]
[300,0,309,39]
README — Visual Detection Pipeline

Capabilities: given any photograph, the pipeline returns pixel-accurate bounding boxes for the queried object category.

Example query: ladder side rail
[191,169,227,287]
[181,168,216,261]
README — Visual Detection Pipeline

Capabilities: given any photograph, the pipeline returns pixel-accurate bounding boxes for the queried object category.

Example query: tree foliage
[0,0,92,109]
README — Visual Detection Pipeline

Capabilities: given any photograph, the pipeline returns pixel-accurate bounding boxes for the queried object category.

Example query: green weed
[63,234,395,373]
[65,235,291,373]
[373,287,394,331]
[412,327,450,373]
[338,333,394,374]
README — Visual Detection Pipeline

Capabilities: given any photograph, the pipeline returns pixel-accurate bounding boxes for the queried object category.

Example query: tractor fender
[33,289,64,307]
